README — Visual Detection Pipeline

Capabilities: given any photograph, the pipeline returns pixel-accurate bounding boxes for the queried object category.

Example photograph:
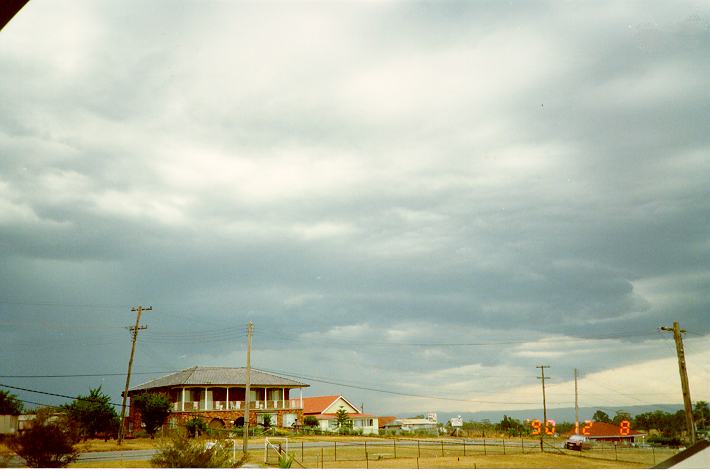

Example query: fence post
[521,435,524,454]
[417,439,421,458]
[321,448,324,468]
[463,439,466,456]
[394,438,397,459]
[483,437,487,456]
[302,441,304,461]
[652,446,656,465]
[441,440,444,457]
[334,441,337,462]
[365,444,369,469]
[502,438,506,455]
[365,440,368,462]
[614,442,618,461]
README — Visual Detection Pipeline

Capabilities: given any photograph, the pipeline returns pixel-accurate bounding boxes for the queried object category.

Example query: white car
[564,434,590,451]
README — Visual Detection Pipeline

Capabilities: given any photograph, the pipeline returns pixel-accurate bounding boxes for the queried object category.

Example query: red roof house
[302,395,379,435]
[566,421,644,444]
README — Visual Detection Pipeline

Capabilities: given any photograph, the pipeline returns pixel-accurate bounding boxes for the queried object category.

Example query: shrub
[185,417,208,438]
[151,431,241,468]
[304,416,319,428]
[8,417,79,468]
[278,452,294,468]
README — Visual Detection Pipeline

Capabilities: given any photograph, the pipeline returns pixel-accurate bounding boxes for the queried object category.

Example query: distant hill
[410,404,684,425]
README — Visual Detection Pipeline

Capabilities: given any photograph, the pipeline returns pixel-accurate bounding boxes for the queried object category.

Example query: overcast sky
[1,0,709,419]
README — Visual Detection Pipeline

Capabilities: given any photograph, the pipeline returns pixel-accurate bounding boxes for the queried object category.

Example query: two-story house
[125,366,309,434]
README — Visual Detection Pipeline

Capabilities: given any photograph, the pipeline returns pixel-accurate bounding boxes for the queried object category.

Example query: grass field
[6,434,680,469]
[66,450,650,469]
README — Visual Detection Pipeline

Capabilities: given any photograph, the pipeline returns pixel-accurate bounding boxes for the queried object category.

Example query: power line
[254,329,661,348]
[0,382,122,408]
[254,366,554,405]
[0,300,125,310]
[0,371,174,378]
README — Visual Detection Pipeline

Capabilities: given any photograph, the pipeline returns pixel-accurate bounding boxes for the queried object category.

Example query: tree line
[458,401,709,443]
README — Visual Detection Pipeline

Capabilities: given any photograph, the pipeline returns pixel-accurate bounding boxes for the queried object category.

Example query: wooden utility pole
[660,322,695,445]
[574,368,579,435]
[117,305,151,445]
[243,321,254,454]
[537,365,550,451]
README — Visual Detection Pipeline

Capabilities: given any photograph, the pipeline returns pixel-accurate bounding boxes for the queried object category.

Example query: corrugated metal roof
[129,367,309,392]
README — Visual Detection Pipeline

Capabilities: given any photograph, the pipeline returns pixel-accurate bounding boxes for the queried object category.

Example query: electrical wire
[0,383,123,408]
[253,366,566,406]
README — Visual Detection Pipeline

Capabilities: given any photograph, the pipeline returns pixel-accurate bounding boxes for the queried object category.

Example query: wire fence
[262,437,680,469]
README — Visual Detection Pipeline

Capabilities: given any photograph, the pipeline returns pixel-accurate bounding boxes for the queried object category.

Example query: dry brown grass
[69,459,152,468]
[75,437,159,452]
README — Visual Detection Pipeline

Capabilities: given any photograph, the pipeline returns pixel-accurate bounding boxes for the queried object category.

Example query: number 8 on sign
[619,420,630,436]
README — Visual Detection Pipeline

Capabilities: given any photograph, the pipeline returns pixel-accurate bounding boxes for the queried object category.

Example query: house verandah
[125,366,309,435]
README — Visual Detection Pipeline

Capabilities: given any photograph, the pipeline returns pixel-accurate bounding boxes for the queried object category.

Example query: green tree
[496,415,526,436]
[612,410,632,425]
[132,392,172,438]
[555,421,575,434]
[592,410,611,423]
[335,407,352,430]
[63,387,118,440]
[0,390,24,415]
[303,416,319,428]
[8,410,79,467]
[693,401,709,430]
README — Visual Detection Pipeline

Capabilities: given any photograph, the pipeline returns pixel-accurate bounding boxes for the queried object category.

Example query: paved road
[5,438,545,466]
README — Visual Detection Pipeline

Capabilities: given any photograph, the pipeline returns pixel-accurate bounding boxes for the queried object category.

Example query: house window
[268,389,281,401]
[283,413,297,428]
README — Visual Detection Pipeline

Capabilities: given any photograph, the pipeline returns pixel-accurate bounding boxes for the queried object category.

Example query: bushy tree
[132,392,172,438]
[592,410,611,423]
[633,409,688,437]
[63,387,118,440]
[612,410,632,425]
[694,401,709,430]
[496,415,526,436]
[0,390,24,415]
[151,431,241,468]
[303,416,319,427]
[8,410,79,468]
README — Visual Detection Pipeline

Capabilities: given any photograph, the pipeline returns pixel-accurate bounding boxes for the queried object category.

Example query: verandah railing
[173,399,302,412]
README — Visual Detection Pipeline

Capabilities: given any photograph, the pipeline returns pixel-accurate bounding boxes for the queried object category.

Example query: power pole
[574,368,579,435]
[660,322,695,445]
[117,305,151,445]
[537,365,550,451]
[243,321,254,455]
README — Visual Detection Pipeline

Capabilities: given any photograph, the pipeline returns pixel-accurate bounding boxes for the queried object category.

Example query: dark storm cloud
[1,0,709,413]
